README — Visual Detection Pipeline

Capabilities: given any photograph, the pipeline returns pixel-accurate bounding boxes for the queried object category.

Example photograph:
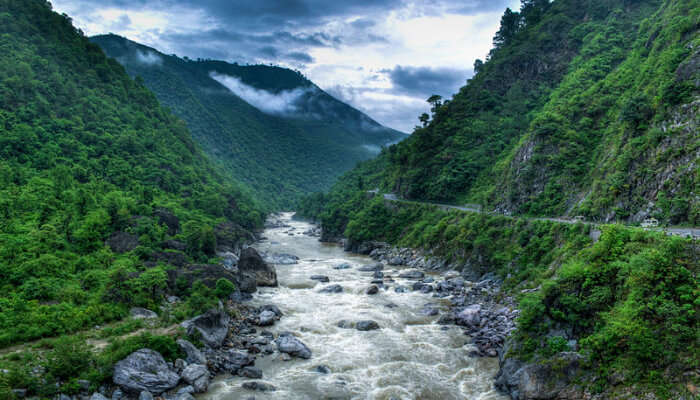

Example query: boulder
[106,232,139,254]
[209,350,255,374]
[257,310,276,326]
[137,391,153,400]
[366,285,379,295]
[129,307,158,320]
[318,284,343,293]
[263,252,299,265]
[113,349,180,395]
[333,263,351,270]
[314,365,331,374]
[239,248,277,287]
[373,270,384,279]
[238,366,263,379]
[455,304,481,328]
[388,257,404,266]
[90,393,109,400]
[217,251,239,270]
[357,263,383,272]
[176,339,207,365]
[276,332,312,359]
[398,270,424,279]
[496,352,583,400]
[356,320,380,331]
[180,308,231,348]
[180,364,209,393]
[242,382,276,392]
[310,275,329,283]
[260,304,282,317]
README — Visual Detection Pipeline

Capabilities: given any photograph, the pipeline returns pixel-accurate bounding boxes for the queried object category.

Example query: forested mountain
[0,0,263,395]
[299,0,699,397]
[91,35,406,208]
[312,0,698,226]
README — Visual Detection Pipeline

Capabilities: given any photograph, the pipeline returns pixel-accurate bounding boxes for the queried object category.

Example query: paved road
[381,193,700,239]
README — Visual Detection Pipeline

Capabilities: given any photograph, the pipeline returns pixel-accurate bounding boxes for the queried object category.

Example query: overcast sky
[51,0,518,132]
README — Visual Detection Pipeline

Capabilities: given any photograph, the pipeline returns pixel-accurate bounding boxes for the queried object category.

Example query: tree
[521,0,550,26]
[427,95,442,114]
[473,59,484,74]
[419,113,430,127]
[493,8,522,48]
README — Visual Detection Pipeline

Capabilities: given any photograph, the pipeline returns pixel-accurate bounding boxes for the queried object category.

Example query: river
[201,212,508,400]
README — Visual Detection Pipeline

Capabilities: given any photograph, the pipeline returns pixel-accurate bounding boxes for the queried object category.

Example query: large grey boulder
[113,349,180,395]
[238,248,277,287]
[398,270,424,279]
[176,339,207,365]
[90,393,109,400]
[129,307,158,320]
[207,350,255,374]
[455,304,481,328]
[180,364,209,393]
[318,284,343,293]
[495,352,584,400]
[257,310,276,326]
[276,332,312,359]
[180,308,231,348]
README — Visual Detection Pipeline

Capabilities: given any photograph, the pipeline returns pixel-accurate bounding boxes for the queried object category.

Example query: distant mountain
[91,34,406,208]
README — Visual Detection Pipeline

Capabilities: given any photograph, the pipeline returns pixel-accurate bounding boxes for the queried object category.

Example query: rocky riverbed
[82,213,517,400]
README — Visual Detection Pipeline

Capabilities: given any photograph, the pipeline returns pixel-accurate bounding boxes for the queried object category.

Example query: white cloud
[210,72,312,115]
[134,50,162,65]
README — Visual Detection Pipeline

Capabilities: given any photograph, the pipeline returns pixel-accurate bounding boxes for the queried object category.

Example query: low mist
[210,72,311,115]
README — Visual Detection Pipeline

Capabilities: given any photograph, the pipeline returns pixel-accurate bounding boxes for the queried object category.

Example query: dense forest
[306,0,698,225]
[0,0,263,396]
[91,35,406,208]
[299,0,699,397]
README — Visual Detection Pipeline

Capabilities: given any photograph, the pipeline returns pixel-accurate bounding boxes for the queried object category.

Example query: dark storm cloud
[286,51,314,63]
[384,65,471,98]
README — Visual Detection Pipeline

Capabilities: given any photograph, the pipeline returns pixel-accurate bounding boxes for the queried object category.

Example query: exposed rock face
[180,308,231,348]
[106,232,139,253]
[215,222,254,253]
[238,247,278,287]
[113,349,180,394]
[176,339,207,365]
[180,364,209,393]
[495,352,584,400]
[276,332,312,359]
[154,208,179,235]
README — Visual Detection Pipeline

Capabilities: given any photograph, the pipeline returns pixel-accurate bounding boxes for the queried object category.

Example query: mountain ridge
[91,34,406,208]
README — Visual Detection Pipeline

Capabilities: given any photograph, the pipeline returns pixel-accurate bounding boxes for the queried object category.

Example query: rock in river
[113,349,180,395]
[333,263,351,270]
[318,284,343,293]
[276,332,312,359]
[356,320,380,331]
[357,263,384,272]
[398,270,424,279]
[257,310,276,326]
[242,381,276,392]
[310,275,330,283]
[366,285,379,295]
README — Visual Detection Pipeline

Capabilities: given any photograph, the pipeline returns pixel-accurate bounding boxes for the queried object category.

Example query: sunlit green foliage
[0,0,263,348]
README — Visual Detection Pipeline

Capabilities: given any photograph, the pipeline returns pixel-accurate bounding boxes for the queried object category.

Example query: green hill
[90,35,406,208]
[0,1,264,395]
[312,0,698,226]
[300,0,699,397]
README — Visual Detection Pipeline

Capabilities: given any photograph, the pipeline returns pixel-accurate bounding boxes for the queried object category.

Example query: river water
[202,213,507,400]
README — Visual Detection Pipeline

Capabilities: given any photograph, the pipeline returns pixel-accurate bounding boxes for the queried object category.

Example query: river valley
[201,213,508,400]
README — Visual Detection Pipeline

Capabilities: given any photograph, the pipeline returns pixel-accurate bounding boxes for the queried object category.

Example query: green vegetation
[0,0,260,358]
[299,0,699,396]
[90,35,406,209]
[318,0,698,225]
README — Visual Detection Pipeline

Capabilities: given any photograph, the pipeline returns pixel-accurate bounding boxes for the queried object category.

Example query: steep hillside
[325,0,698,226]
[299,0,699,397]
[0,1,263,396]
[91,35,405,208]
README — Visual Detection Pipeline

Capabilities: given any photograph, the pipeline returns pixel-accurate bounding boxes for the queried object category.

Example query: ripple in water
[201,213,508,400]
